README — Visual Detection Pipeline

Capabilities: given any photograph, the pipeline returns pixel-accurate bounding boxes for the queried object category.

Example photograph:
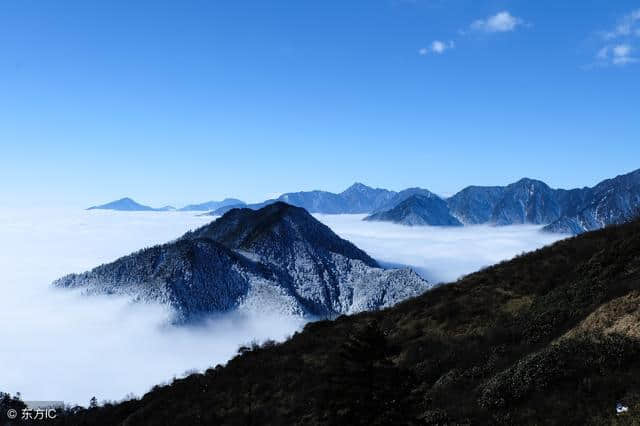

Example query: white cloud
[419,40,454,55]
[612,44,636,65]
[315,214,566,284]
[596,44,637,66]
[602,8,640,40]
[613,44,632,57]
[471,11,523,33]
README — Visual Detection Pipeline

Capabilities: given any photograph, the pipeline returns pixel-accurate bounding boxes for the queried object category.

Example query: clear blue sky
[1,0,638,208]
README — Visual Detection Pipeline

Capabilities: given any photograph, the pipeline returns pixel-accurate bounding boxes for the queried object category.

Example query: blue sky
[1,0,638,208]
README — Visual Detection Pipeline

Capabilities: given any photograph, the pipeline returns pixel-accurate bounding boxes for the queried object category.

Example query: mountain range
[214,169,640,234]
[87,168,640,234]
[53,214,640,425]
[55,202,431,321]
[368,170,639,232]
[87,197,243,212]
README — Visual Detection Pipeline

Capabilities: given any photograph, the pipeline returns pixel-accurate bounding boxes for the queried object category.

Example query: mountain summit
[55,202,430,321]
[87,197,156,211]
[365,194,462,226]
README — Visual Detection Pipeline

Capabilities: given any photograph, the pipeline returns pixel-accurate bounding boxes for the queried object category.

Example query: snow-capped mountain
[447,186,506,224]
[365,169,640,233]
[364,194,462,226]
[338,183,397,213]
[373,188,444,213]
[543,169,640,234]
[488,178,564,225]
[54,202,431,321]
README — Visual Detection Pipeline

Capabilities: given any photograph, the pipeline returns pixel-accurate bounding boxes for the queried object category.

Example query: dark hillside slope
[55,220,640,425]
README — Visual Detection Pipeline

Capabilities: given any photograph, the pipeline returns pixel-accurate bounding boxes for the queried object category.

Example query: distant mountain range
[365,170,640,233]
[56,202,431,322]
[178,198,245,212]
[87,168,640,234]
[87,197,243,212]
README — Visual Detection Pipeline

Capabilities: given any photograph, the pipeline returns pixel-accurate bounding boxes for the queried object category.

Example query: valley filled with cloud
[0,209,567,406]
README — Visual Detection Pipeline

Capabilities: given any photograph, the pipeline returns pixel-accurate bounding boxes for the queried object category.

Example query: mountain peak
[365,194,462,226]
[343,182,372,193]
[188,202,379,267]
[511,177,549,188]
[87,197,155,211]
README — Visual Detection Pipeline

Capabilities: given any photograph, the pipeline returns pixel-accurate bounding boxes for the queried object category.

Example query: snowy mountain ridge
[54,202,431,322]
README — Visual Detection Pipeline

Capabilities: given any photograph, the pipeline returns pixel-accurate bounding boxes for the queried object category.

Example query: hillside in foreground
[54,219,640,425]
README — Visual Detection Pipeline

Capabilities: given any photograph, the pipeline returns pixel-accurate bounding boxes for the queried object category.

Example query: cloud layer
[315,214,566,284]
[0,209,568,406]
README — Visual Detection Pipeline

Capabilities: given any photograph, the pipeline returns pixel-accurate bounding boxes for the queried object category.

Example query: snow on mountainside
[447,186,506,224]
[364,194,462,226]
[373,187,439,213]
[54,202,431,321]
[367,169,640,234]
[489,178,563,225]
[544,169,640,234]
[278,191,347,214]
[338,183,397,213]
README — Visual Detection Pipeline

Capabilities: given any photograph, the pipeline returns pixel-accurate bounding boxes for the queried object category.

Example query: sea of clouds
[0,209,567,406]
[315,214,566,283]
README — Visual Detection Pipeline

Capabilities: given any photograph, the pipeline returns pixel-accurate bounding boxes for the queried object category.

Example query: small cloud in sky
[594,44,636,66]
[594,9,639,67]
[612,44,636,65]
[470,11,524,33]
[419,40,454,56]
